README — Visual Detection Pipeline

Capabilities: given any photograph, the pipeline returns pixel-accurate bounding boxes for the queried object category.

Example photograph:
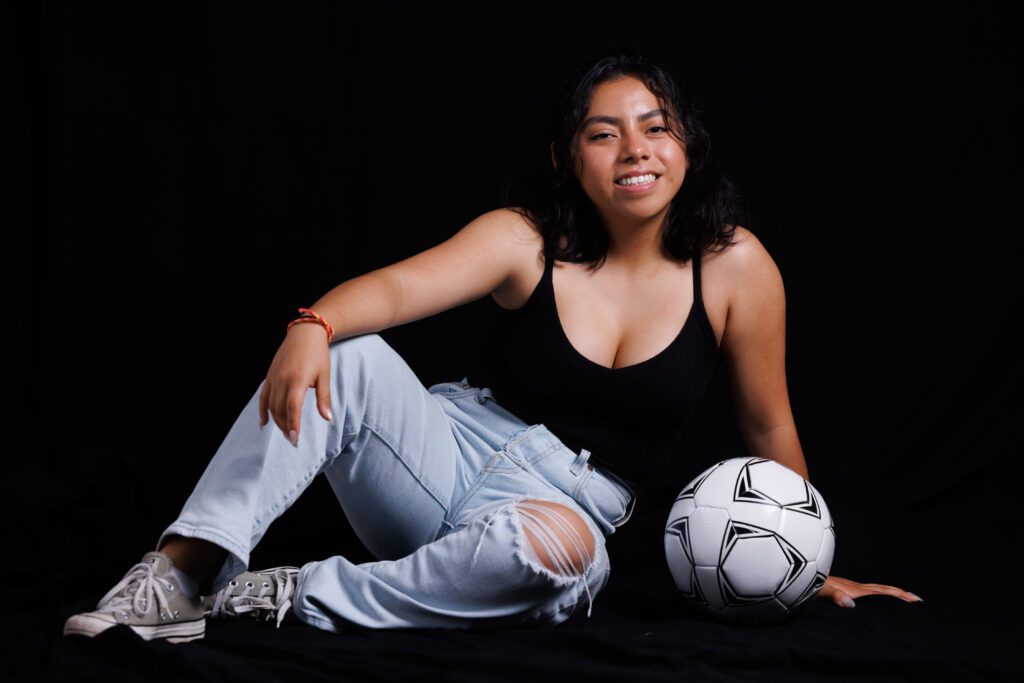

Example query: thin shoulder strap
[692,252,703,304]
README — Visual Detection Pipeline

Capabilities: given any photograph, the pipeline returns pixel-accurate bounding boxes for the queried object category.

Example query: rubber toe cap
[63,612,117,638]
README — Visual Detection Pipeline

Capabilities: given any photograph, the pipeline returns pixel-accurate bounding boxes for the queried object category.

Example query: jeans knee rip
[472,496,601,618]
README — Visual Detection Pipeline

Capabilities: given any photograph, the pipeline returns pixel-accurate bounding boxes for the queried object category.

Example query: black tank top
[475,252,721,487]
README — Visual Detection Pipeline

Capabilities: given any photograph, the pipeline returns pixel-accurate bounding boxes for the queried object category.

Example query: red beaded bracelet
[287,307,334,342]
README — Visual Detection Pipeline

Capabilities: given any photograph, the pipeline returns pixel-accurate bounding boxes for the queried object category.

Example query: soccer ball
[664,457,835,625]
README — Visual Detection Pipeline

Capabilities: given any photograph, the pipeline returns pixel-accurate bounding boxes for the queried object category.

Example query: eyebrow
[580,108,669,129]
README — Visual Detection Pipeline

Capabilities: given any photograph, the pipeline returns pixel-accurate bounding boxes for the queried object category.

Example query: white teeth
[615,173,656,186]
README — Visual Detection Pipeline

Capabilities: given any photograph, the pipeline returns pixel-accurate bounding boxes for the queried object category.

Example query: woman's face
[573,76,687,228]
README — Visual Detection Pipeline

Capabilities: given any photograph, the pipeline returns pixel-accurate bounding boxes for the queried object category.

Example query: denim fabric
[160,333,636,631]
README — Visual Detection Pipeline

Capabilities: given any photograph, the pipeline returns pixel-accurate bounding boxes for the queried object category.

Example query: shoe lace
[97,559,174,620]
[209,568,296,628]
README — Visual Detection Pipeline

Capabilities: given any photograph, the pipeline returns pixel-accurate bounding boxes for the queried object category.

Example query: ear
[549,142,558,171]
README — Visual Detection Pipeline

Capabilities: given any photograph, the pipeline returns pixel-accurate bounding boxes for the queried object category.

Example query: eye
[588,132,614,141]
[649,126,668,134]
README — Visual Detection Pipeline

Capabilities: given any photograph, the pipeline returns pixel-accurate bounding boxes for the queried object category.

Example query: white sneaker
[204,566,299,627]
[63,552,205,643]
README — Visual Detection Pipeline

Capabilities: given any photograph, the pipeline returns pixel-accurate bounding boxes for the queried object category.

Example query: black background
[5,1,1022,680]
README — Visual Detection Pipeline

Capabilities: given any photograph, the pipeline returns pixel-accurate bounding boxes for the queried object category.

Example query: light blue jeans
[160,333,636,631]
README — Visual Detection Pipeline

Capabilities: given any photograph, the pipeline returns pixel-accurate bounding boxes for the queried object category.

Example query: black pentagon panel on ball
[733,463,783,505]
[790,572,829,610]
[665,517,695,565]
[784,482,822,519]
[674,460,728,503]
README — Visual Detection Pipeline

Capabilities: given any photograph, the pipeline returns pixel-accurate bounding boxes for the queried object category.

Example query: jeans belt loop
[475,387,494,404]
[570,448,591,476]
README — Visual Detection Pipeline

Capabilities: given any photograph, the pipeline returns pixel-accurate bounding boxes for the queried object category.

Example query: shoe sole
[64,616,206,643]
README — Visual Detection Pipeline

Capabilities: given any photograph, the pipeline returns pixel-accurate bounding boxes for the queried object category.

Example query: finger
[854,583,924,603]
[316,372,334,423]
[868,584,906,595]
[836,593,856,608]
[878,585,924,603]
[286,388,304,447]
[272,381,289,437]
[258,380,269,427]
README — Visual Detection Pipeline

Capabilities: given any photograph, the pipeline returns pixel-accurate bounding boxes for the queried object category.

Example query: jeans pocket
[427,377,476,397]
[523,446,636,535]
[586,465,636,531]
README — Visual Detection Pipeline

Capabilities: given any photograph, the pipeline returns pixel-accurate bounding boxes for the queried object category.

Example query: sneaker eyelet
[245,581,254,589]
[173,610,180,618]
[166,582,174,591]
[229,580,238,587]
[262,582,270,589]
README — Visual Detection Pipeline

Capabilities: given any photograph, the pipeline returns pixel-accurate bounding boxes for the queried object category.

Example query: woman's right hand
[258,324,335,447]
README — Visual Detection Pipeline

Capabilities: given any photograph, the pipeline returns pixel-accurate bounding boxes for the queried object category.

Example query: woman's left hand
[817,575,923,608]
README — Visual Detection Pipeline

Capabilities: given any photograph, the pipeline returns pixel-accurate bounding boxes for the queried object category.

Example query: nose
[621,129,650,162]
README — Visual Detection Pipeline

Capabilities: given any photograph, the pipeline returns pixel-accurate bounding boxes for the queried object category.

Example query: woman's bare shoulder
[702,226,780,286]
[488,208,547,308]
[699,227,782,341]
[488,207,546,265]
[495,207,543,243]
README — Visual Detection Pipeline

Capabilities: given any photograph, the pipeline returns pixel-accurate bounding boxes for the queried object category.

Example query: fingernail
[326,409,334,423]
[911,594,924,602]
[841,597,856,608]
[288,429,299,447]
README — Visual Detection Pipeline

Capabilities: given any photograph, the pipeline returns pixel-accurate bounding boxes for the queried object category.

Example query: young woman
[65,49,921,643]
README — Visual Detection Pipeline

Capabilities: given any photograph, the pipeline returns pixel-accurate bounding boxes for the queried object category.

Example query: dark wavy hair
[502,48,745,270]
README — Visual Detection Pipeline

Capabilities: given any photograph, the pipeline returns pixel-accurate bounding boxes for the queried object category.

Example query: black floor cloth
[13,575,1019,682]
[7,483,1020,682]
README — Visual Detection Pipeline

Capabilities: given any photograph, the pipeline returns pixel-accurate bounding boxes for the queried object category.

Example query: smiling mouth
[613,175,659,195]
[614,173,659,186]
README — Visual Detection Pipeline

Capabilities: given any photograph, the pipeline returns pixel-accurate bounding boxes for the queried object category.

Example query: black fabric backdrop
[5,1,1022,681]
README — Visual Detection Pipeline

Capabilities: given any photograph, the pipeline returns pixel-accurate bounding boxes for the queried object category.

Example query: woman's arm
[260,208,535,444]
[718,229,808,479]
[308,208,535,341]
[717,229,922,608]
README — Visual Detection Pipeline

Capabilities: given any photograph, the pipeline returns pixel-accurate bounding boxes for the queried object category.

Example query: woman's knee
[516,499,598,577]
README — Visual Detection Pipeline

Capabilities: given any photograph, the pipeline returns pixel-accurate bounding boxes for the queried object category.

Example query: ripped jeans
[160,333,636,631]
